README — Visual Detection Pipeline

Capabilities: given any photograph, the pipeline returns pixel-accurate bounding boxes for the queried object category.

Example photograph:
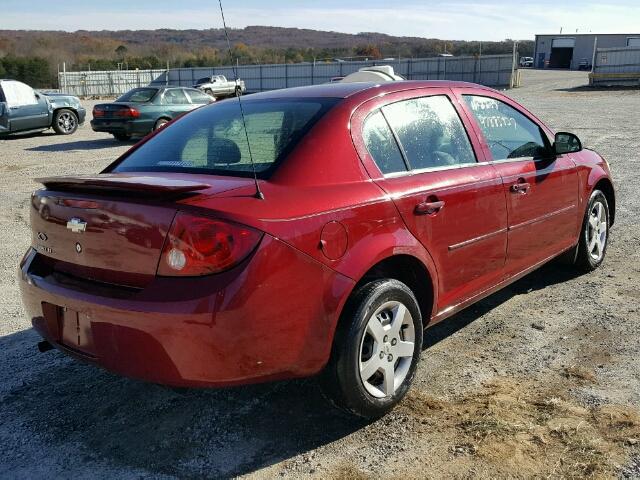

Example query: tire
[52,109,78,135]
[154,118,169,131]
[204,89,213,96]
[320,279,423,419]
[112,133,131,141]
[235,87,242,96]
[574,190,610,271]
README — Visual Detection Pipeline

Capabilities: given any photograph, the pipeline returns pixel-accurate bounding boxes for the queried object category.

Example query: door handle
[414,200,445,215]
[510,182,531,194]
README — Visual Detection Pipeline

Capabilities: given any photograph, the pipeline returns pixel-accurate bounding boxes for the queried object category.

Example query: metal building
[533,33,640,70]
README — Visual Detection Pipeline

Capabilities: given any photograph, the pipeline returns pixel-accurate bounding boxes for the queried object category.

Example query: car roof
[244,80,493,101]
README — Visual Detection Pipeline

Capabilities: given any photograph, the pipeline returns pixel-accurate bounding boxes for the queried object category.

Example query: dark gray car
[0,80,86,136]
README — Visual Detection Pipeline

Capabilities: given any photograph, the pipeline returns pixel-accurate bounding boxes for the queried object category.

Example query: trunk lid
[30,173,255,288]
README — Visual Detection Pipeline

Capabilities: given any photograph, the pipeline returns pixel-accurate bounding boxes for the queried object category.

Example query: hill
[0,26,533,87]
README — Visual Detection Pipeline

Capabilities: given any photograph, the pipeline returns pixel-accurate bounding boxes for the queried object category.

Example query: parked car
[193,75,246,98]
[91,86,214,141]
[578,58,593,71]
[20,81,615,419]
[519,56,534,67]
[0,79,86,136]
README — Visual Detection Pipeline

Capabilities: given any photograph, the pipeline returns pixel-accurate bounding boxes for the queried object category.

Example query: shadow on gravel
[555,85,640,93]
[0,329,366,478]
[424,261,584,349]
[0,262,583,478]
[26,138,135,152]
[1,131,57,140]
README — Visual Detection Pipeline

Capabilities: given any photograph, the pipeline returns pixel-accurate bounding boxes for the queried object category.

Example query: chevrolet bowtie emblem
[66,218,87,233]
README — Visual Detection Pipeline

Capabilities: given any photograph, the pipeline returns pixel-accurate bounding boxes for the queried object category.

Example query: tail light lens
[115,107,140,118]
[157,212,262,276]
[92,107,140,118]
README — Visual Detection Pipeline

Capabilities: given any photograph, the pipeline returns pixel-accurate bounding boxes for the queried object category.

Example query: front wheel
[574,190,610,271]
[52,109,78,135]
[320,279,422,419]
[154,118,169,131]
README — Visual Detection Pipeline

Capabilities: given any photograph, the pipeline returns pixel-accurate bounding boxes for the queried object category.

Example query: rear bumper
[90,118,154,136]
[19,235,353,387]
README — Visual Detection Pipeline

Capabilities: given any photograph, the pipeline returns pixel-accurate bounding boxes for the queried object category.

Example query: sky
[1,0,639,41]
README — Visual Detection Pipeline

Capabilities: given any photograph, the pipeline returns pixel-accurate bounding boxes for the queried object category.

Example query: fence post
[473,56,478,83]
[408,58,413,80]
[510,41,517,88]
[108,72,113,97]
[285,63,288,88]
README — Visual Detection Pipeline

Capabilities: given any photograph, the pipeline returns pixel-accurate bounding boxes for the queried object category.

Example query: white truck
[192,75,246,98]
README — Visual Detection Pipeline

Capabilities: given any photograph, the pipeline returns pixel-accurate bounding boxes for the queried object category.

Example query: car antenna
[218,0,264,200]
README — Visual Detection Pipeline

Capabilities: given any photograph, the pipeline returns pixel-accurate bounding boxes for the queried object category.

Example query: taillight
[115,107,140,118]
[93,108,104,118]
[157,212,262,276]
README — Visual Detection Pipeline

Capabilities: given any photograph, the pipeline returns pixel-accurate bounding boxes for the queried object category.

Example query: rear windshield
[116,88,158,103]
[111,98,338,178]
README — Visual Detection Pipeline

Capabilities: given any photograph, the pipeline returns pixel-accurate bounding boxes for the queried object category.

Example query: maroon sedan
[19,81,614,418]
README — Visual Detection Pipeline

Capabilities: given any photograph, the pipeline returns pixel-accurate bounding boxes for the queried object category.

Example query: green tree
[115,45,128,59]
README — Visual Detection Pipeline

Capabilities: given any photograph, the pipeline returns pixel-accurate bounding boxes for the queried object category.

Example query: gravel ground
[0,70,639,479]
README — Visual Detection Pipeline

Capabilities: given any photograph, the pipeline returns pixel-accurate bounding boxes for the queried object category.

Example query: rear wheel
[235,86,243,96]
[52,109,78,135]
[154,118,169,131]
[112,133,131,141]
[574,190,610,271]
[320,279,422,419]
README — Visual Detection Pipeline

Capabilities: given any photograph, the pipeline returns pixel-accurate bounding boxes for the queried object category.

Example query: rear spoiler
[35,174,211,195]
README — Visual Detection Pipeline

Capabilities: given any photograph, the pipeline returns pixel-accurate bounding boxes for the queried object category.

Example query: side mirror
[554,132,582,155]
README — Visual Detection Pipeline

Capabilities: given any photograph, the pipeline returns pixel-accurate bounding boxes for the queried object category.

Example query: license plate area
[42,302,95,355]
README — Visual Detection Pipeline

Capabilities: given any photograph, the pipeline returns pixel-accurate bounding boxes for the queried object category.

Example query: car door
[163,88,193,118]
[1,81,49,131]
[457,92,579,277]
[353,89,508,312]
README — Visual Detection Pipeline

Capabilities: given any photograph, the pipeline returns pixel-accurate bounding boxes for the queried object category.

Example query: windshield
[111,97,338,178]
[116,88,158,103]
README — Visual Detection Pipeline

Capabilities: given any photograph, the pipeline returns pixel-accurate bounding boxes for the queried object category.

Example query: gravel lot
[1,70,639,479]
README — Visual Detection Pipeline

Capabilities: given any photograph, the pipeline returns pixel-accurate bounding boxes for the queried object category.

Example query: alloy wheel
[58,112,76,133]
[358,300,416,398]
[587,200,607,261]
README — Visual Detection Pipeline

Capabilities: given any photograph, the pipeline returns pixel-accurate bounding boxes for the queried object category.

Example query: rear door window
[382,95,476,170]
[163,89,189,105]
[462,95,550,160]
[362,111,407,174]
[184,89,213,104]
